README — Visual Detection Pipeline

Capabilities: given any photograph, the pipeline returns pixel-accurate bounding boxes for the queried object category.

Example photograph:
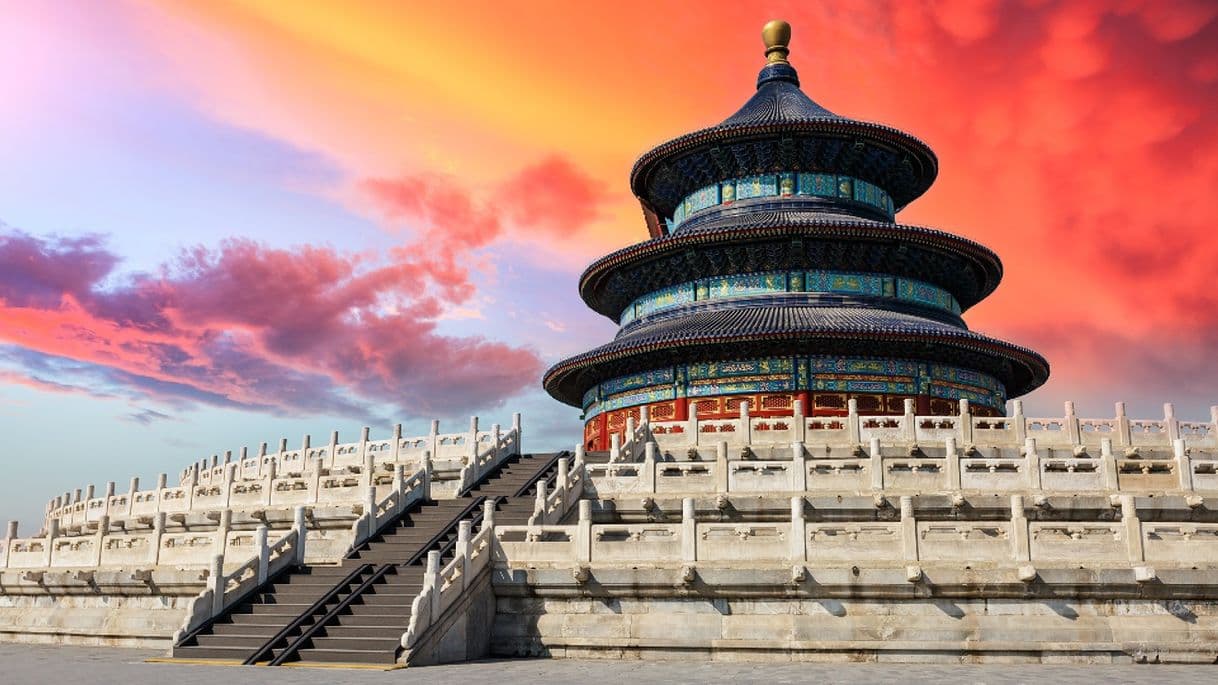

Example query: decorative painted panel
[670,171,894,230]
[585,356,1006,418]
[620,270,960,324]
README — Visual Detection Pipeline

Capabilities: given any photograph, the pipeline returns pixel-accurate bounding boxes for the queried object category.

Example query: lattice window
[814,393,845,409]
[855,394,882,412]
[762,394,792,410]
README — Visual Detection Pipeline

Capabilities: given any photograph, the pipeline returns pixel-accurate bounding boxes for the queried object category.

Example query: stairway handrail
[241,561,372,665]
[268,561,395,666]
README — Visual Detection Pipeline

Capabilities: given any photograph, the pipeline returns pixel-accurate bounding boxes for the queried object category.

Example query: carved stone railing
[527,455,585,526]
[494,495,1205,579]
[41,415,522,534]
[172,521,304,642]
[7,461,431,573]
[586,431,1213,497]
[637,400,1217,451]
[400,501,496,651]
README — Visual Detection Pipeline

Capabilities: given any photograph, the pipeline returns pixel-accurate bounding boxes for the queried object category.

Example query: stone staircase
[172,452,562,666]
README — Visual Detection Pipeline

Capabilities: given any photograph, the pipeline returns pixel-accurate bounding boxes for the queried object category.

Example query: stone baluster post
[576,500,592,563]
[682,497,697,562]
[239,446,249,480]
[327,431,339,471]
[575,443,586,470]
[1100,438,1119,490]
[556,457,570,506]
[714,441,729,492]
[869,437,884,490]
[483,499,497,531]
[468,416,480,467]
[427,550,443,618]
[155,473,168,514]
[1065,401,1081,445]
[104,482,115,516]
[1024,438,1042,490]
[790,496,807,562]
[209,553,225,615]
[457,520,472,581]
[609,433,622,463]
[126,477,139,517]
[73,488,82,504]
[92,514,108,566]
[258,441,268,477]
[491,424,502,465]
[85,484,95,503]
[512,412,522,455]
[4,521,17,569]
[255,524,269,584]
[1115,402,1131,447]
[293,505,307,565]
[847,398,861,444]
[958,398,973,444]
[1010,495,1030,562]
[791,441,807,491]
[1121,495,1144,563]
[900,496,918,562]
[1013,400,1027,443]
[149,512,165,565]
[533,481,548,524]
[643,442,657,494]
[311,455,324,504]
[1164,403,1180,443]
[221,465,235,509]
[391,423,402,463]
[359,426,372,483]
[44,518,58,567]
[902,399,916,442]
[945,436,961,491]
[214,509,232,557]
[1174,439,1194,491]
[1211,406,1218,438]
[393,464,405,514]
[364,486,377,542]
[264,459,277,506]
[793,399,807,443]
[429,420,440,466]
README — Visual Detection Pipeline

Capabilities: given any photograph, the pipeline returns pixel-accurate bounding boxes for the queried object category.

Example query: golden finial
[762,19,792,64]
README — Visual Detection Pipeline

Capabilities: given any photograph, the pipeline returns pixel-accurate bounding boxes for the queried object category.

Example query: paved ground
[2,644,1216,684]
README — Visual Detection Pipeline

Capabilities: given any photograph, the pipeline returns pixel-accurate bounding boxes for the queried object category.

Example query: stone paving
[2,644,1217,684]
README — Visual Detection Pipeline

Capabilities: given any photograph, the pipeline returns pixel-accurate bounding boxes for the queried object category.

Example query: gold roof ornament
[762,19,792,64]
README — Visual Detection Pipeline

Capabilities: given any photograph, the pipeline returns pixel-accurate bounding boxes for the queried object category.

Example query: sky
[1,0,1217,528]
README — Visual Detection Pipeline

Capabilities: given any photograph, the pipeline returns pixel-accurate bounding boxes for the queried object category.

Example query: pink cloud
[0,226,544,418]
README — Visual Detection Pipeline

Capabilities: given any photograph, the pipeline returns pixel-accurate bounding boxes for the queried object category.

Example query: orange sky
[4,0,1218,424]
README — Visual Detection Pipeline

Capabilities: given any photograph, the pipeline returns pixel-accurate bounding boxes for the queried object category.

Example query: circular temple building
[544,21,1050,450]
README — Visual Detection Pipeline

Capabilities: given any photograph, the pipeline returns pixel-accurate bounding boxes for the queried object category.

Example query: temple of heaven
[544,20,1050,451]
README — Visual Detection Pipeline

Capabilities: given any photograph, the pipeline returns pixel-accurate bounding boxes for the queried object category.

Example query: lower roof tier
[579,211,1004,319]
[543,305,1049,407]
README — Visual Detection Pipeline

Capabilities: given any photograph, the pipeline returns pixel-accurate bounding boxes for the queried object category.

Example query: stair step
[343,603,413,617]
[319,625,407,639]
[194,634,275,649]
[292,647,398,665]
[307,635,400,651]
[328,613,411,628]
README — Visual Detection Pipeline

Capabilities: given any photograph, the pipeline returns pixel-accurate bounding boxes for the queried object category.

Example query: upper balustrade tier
[630,61,938,235]
[577,215,1005,321]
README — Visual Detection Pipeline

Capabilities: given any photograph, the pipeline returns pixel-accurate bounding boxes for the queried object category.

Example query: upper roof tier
[630,21,938,236]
